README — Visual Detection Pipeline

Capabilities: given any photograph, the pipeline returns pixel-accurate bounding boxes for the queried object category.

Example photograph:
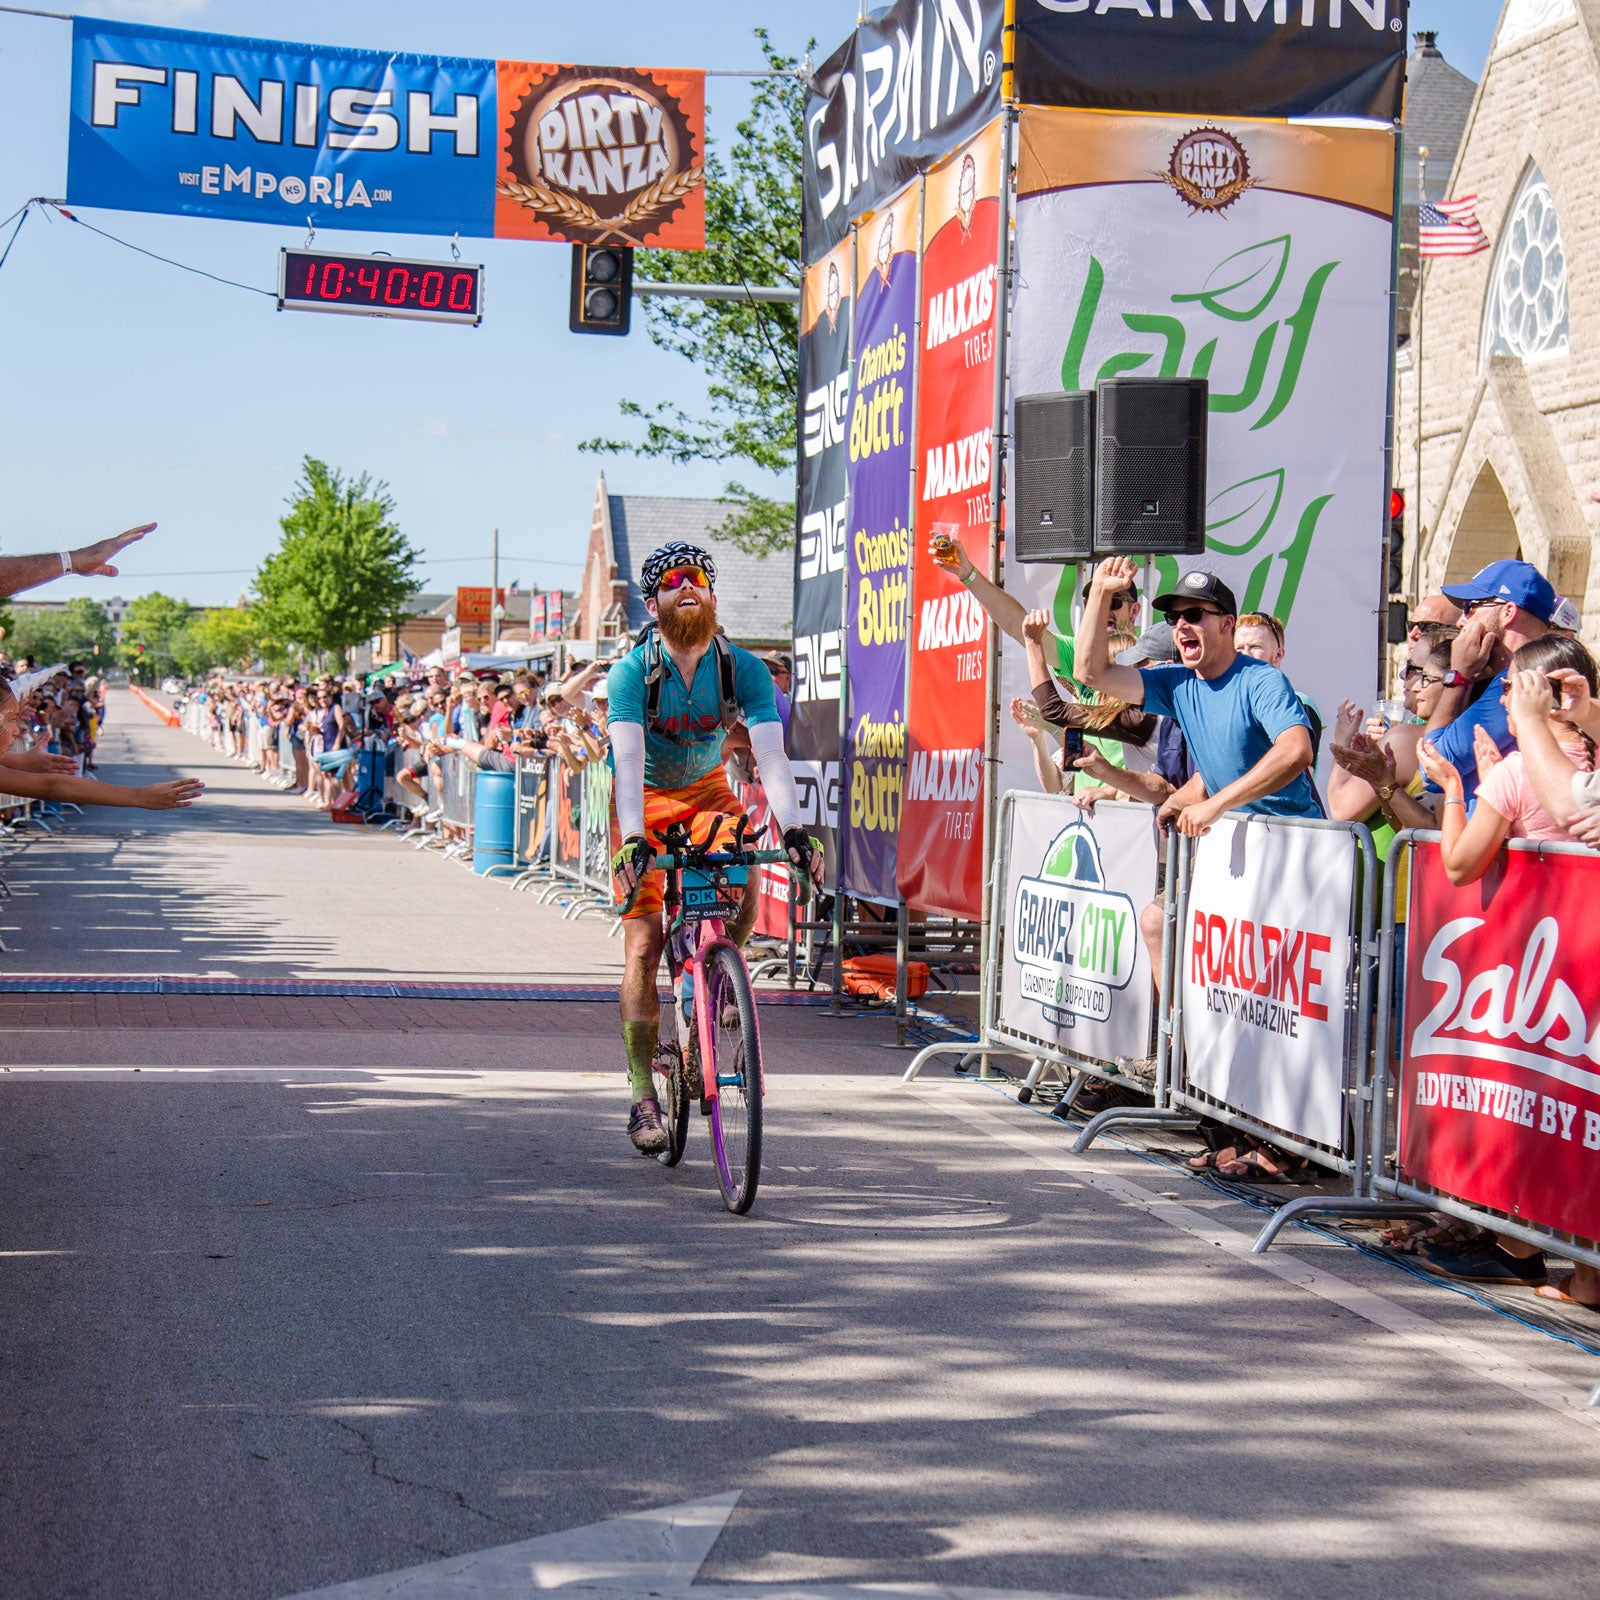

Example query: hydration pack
[636,622,740,744]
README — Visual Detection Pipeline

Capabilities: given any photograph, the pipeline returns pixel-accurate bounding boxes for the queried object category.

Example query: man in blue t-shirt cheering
[1075,556,1322,835]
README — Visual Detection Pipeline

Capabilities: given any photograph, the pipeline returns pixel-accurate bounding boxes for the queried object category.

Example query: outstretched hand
[3,749,81,776]
[140,778,204,810]
[1092,555,1139,595]
[72,522,154,579]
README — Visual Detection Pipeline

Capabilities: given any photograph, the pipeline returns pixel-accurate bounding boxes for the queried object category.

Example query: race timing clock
[277,248,484,327]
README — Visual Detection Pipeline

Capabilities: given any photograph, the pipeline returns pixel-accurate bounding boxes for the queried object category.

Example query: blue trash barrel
[471,769,516,875]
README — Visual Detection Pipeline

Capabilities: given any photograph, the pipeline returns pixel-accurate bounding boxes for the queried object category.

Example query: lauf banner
[789,235,853,880]
[899,121,1002,920]
[841,183,920,903]
[1181,819,1354,1150]
[68,20,704,247]
[1401,843,1600,1245]
[999,797,1157,1065]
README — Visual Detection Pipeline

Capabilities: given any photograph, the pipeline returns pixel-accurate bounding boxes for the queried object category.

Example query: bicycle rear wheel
[703,942,762,1214]
[651,1041,690,1167]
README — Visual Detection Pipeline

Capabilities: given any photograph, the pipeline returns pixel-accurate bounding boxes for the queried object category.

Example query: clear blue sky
[0,0,1501,610]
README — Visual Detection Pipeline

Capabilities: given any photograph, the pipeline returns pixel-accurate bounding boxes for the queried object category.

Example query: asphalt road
[0,695,1597,1600]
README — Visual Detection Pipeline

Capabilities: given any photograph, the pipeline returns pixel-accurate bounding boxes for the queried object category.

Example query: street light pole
[1415,147,1428,604]
[490,527,500,652]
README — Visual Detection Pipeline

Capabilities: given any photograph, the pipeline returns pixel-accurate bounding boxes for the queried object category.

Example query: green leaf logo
[1205,469,1285,557]
[1172,235,1291,323]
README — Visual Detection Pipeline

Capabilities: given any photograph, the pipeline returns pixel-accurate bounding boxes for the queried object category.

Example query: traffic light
[1387,487,1406,595]
[569,243,633,336]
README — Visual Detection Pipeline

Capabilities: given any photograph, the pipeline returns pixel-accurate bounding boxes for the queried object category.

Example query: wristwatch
[1441,669,1471,688]
[1376,784,1395,803]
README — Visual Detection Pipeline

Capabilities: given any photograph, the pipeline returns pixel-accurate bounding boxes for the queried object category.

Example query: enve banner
[802,0,1003,262]
[1400,843,1600,1244]
[1012,0,1408,123]
[899,120,1001,919]
[1002,109,1396,793]
[68,19,705,247]
[789,234,854,883]
[999,797,1157,1066]
[841,183,919,904]
[1181,819,1354,1150]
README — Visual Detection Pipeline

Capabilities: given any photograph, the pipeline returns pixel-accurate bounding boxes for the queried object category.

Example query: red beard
[658,593,719,652]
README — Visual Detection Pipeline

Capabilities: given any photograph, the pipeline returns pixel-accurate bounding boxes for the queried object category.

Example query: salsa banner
[899,121,1001,920]
[841,183,920,903]
[803,0,1003,262]
[68,19,704,247]
[1182,818,1355,1150]
[1013,0,1407,123]
[1001,109,1396,792]
[1400,842,1600,1245]
[789,234,854,884]
[998,796,1157,1066]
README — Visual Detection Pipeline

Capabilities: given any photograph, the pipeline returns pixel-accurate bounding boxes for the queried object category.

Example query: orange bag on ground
[842,954,930,1002]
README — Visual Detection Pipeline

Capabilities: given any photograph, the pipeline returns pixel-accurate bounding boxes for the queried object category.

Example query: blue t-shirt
[1423,670,1513,811]
[607,635,780,790]
[1138,655,1322,819]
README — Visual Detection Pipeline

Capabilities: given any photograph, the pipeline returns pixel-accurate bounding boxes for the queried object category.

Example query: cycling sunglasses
[1163,605,1224,625]
[656,566,711,594]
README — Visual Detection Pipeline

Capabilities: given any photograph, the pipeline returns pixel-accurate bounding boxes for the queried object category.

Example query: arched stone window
[1481,164,1570,366]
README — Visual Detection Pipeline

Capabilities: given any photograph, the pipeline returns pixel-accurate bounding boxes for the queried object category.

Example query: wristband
[1442,797,1465,809]
[58,551,73,575]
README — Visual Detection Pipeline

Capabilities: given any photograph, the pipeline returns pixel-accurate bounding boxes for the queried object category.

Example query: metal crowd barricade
[434,752,478,861]
[499,754,556,888]
[561,759,617,924]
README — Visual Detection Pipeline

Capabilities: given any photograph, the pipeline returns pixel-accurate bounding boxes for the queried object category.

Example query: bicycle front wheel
[703,941,762,1214]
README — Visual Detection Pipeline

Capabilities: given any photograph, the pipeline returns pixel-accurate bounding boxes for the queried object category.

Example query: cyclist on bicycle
[609,541,824,1153]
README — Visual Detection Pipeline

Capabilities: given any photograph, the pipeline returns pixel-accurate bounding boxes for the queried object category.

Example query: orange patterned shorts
[610,767,747,921]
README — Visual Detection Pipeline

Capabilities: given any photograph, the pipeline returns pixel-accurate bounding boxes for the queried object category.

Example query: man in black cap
[1075,556,1321,835]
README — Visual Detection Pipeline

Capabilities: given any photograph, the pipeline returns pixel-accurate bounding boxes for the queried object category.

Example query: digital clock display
[277,249,484,326]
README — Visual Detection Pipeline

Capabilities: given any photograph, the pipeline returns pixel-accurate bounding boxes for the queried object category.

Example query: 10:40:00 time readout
[279,250,482,322]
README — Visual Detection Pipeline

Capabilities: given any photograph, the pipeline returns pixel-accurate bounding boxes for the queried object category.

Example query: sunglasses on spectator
[1164,606,1223,625]
[657,566,711,593]
[1410,620,1458,636]
[1402,664,1444,687]
[1462,597,1506,617]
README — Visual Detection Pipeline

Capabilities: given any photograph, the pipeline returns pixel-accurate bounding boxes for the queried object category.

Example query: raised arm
[1507,671,1585,828]
[930,532,1034,647]
[0,523,154,599]
[1074,556,1147,704]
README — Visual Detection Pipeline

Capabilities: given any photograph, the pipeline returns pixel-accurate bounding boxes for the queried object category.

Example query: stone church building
[1401,0,1592,633]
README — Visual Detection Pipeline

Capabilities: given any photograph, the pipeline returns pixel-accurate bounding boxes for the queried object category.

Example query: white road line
[908,1082,1600,1435]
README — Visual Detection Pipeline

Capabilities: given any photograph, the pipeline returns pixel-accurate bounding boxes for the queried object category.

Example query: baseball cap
[1551,594,1582,632]
[1152,570,1238,617]
[590,677,609,702]
[1116,622,1178,666]
[1442,559,1558,623]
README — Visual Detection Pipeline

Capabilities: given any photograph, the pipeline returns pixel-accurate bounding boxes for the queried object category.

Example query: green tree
[118,592,193,682]
[183,606,262,675]
[252,458,420,669]
[581,31,802,555]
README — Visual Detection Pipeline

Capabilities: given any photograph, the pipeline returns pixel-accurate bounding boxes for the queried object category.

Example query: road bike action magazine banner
[999,799,1157,1064]
[789,233,854,880]
[1000,109,1395,793]
[841,182,920,904]
[1400,843,1600,1245]
[68,19,704,246]
[899,120,1002,921]
[1181,819,1355,1150]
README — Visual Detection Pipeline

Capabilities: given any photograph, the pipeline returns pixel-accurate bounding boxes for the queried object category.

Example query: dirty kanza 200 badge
[495,62,706,247]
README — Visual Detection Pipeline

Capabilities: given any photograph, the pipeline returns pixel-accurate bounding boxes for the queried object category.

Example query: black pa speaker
[1094,378,1208,556]
[1012,391,1095,562]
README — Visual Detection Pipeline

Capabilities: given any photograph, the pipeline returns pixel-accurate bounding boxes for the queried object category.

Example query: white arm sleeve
[748,721,803,834]
[610,722,646,839]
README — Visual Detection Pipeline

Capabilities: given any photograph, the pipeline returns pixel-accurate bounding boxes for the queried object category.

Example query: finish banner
[899,121,1002,920]
[789,234,854,881]
[1012,0,1407,123]
[68,19,705,246]
[803,0,1003,262]
[998,797,1158,1066]
[1181,819,1355,1150]
[1400,843,1600,1245]
[841,183,920,903]
[1003,109,1396,788]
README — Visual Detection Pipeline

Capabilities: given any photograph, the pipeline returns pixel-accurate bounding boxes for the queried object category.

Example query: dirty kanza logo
[497,63,705,247]
[1161,128,1258,215]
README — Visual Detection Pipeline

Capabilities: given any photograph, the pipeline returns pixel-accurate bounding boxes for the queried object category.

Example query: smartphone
[1062,728,1086,760]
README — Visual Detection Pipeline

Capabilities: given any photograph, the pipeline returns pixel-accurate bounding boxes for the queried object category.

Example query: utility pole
[490,527,500,652]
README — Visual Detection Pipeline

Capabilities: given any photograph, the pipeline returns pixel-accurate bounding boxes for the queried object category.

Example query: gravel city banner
[899,120,1002,920]
[999,796,1158,1066]
[1181,819,1355,1150]
[1400,842,1600,1245]
[789,234,854,880]
[1001,109,1396,792]
[841,183,920,903]
[1013,0,1408,123]
[802,0,1003,262]
[68,19,705,246]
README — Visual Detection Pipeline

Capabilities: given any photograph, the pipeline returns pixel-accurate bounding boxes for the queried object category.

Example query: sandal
[1534,1282,1600,1314]
[1187,1142,1250,1172]
[1216,1145,1313,1184]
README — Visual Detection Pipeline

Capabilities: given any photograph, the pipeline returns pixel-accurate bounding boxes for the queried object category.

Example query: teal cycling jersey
[606,635,780,790]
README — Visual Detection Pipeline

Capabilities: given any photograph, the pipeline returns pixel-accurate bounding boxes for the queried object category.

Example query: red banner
[1400,841,1600,1244]
[456,587,506,627]
[733,777,791,940]
[898,121,1002,920]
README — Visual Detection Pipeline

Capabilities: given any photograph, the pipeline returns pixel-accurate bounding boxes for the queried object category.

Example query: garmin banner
[998,797,1158,1066]
[67,19,705,246]
[1013,0,1408,124]
[790,233,854,877]
[840,183,920,904]
[802,0,1003,262]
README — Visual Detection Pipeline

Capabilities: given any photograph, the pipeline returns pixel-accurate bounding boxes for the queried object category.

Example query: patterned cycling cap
[640,541,718,599]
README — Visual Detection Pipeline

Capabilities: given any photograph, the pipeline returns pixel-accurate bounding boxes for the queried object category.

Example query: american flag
[1419,195,1489,258]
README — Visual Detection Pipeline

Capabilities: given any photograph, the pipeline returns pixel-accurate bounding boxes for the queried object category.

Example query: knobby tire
[705,942,762,1214]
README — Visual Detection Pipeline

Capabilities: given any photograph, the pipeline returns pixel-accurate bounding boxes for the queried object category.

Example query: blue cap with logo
[1442,559,1558,624]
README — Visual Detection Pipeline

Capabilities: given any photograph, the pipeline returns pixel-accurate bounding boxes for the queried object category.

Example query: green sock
[622,1019,658,1102]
